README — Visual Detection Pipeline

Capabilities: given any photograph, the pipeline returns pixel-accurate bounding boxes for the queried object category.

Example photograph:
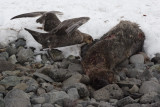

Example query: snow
[0,0,160,58]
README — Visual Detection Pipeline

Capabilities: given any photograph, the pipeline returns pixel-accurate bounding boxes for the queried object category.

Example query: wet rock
[25,78,39,92]
[4,89,31,107]
[140,92,159,104]
[117,96,136,107]
[67,88,80,100]
[117,78,142,88]
[63,73,82,90]
[0,52,9,60]
[37,88,46,96]
[41,83,54,92]
[8,54,17,64]
[68,63,83,73]
[46,68,71,82]
[139,80,160,94]
[33,72,54,83]
[17,47,34,64]
[130,54,144,64]
[0,98,4,107]
[124,103,141,107]
[13,83,28,91]
[0,76,21,87]
[48,49,64,61]
[14,38,26,48]
[31,96,46,104]
[42,91,69,104]
[93,87,110,101]
[42,103,54,107]
[0,61,16,73]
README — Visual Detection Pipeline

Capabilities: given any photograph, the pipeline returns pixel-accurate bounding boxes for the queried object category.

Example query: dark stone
[117,96,136,107]
[14,38,26,48]
[0,61,16,73]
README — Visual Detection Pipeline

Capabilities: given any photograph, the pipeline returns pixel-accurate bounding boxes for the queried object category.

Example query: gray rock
[6,45,17,56]
[17,47,34,63]
[151,101,160,107]
[31,96,46,104]
[33,104,41,107]
[0,85,5,93]
[104,84,123,99]
[0,61,16,73]
[0,76,21,87]
[13,83,28,91]
[25,78,39,92]
[54,59,70,69]
[34,72,54,83]
[63,73,82,90]
[118,59,129,67]
[117,78,142,88]
[37,88,46,96]
[117,70,127,80]
[0,52,9,60]
[98,101,114,107]
[140,92,159,104]
[48,49,64,61]
[138,70,153,81]
[2,70,20,76]
[8,54,17,64]
[126,68,142,78]
[14,38,26,48]
[46,68,71,82]
[129,85,139,93]
[65,83,89,98]
[67,88,80,100]
[109,99,118,106]
[4,89,31,107]
[93,87,110,101]
[42,103,54,107]
[124,103,141,107]
[41,83,54,92]
[117,96,136,107]
[139,81,160,94]
[80,75,90,85]
[0,98,4,107]
[41,54,50,64]
[130,54,144,64]
[68,63,83,73]
[42,91,69,104]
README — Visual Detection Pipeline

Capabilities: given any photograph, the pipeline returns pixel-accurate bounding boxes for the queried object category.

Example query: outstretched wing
[52,17,90,36]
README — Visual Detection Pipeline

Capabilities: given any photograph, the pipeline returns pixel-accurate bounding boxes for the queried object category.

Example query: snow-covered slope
[0,0,160,58]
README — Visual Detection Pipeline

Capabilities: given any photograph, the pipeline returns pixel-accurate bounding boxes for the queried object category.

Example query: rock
[0,52,9,60]
[6,45,17,56]
[14,83,28,91]
[14,38,26,48]
[17,47,34,63]
[151,101,160,107]
[63,73,82,89]
[31,96,46,104]
[8,54,18,64]
[48,49,64,61]
[41,54,50,64]
[0,61,16,73]
[139,80,160,94]
[126,68,142,78]
[54,59,70,69]
[129,85,139,93]
[45,68,71,82]
[117,78,142,88]
[130,54,144,64]
[109,99,118,106]
[124,103,141,107]
[42,91,69,104]
[42,103,54,107]
[37,88,46,96]
[41,83,54,92]
[67,88,80,100]
[93,87,110,101]
[68,63,83,73]
[2,70,20,76]
[80,75,90,85]
[0,76,21,87]
[25,78,39,92]
[4,89,31,107]
[117,70,127,80]
[151,57,160,64]
[140,92,159,104]
[104,84,123,99]
[33,104,41,107]
[0,85,5,93]
[117,96,136,107]
[98,101,114,107]
[33,72,54,83]
[0,98,4,107]
[138,70,153,81]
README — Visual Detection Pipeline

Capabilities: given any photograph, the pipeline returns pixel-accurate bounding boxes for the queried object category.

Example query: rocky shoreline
[0,38,160,107]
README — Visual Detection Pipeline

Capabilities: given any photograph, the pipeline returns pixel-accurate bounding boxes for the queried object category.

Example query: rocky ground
[0,38,160,107]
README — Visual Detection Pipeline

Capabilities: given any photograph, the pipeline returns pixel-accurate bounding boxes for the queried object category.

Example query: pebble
[117,96,136,107]
[130,54,144,64]
[140,92,159,104]
[8,54,18,64]
[0,61,16,73]
[33,72,54,83]
[67,88,80,100]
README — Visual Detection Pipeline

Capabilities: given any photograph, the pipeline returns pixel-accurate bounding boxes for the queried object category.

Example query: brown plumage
[81,20,145,89]
[11,11,62,32]
[25,17,93,49]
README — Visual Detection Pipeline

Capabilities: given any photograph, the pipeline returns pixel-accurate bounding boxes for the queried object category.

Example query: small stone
[0,98,4,107]
[6,45,17,56]
[126,68,142,78]
[139,81,160,94]
[37,88,46,96]
[0,61,16,73]
[14,38,26,48]
[4,89,31,107]
[33,72,54,83]
[0,85,5,93]
[17,47,34,64]
[124,103,141,107]
[41,54,50,64]
[48,49,64,61]
[67,88,80,100]
[25,78,39,92]
[68,63,83,73]
[41,83,54,92]
[93,87,110,101]
[99,101,114,107]
[31,96,46,104]
[130,54,144,64]
[2,70,20,76]
[109,99,118,106]
[42,103,54,107]
[138,70,153,81]
[140,92,159,104]
[14,83,28,91]
[117,70,127,80]
[33,104,42,107]
[0,76,21,87]
[80,75,90,85]
[117,96,136,107]
[129,85,139,93]
[0,52,9,60]
[8,54,17,64]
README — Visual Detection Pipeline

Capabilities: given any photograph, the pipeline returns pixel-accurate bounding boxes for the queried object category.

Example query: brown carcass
[81,21,145,89]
